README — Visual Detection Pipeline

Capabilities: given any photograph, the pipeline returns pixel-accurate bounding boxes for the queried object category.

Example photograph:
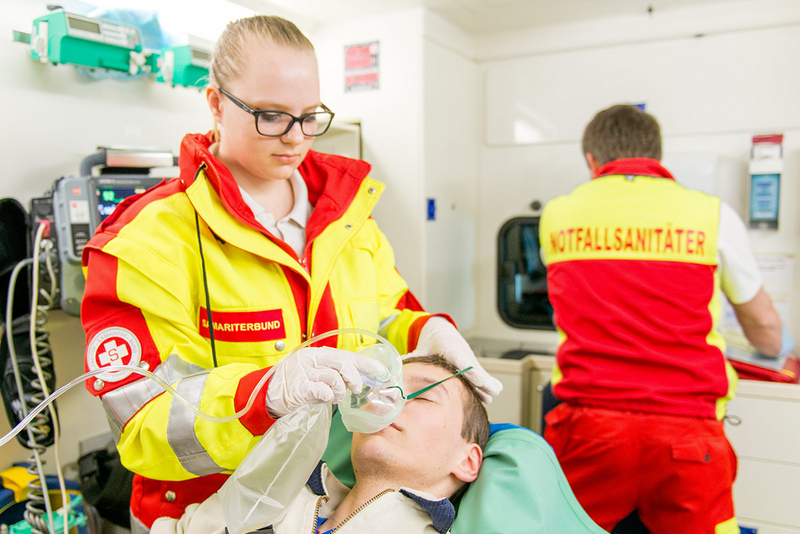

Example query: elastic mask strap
[393,366,474,400]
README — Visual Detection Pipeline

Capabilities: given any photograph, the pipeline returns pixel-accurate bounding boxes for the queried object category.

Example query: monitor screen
[68,16,102,34]
[749,173,780,222]
[95,185,148,221]
[191,48,211,62]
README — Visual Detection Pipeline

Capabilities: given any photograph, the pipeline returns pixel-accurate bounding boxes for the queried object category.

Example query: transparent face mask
[338,343,405,434]
[338,343,475,434]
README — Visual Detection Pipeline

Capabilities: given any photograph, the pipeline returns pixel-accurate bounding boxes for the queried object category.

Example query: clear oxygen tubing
[6,221,67,534]
[0,328,398,449]
[403,365,473,400]
[29,221,70,534]
[5,258,55,534]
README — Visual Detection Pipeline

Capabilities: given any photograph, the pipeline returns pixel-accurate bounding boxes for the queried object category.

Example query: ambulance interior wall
[472,0,800,350]
[312,9,481,331]
[313,8,427,308]
[421,13,479,332]
[0,1,209,473]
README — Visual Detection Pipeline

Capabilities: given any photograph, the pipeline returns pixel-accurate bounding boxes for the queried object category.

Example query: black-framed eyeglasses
[218,87,335,137]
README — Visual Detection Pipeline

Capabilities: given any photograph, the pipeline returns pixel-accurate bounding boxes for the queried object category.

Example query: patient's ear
[453,443,483,483]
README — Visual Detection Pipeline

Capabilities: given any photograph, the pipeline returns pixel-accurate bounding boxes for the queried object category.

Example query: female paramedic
[80,15,502,534]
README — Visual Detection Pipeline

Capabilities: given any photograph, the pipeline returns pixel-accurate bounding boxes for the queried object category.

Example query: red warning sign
[345,42,379,93]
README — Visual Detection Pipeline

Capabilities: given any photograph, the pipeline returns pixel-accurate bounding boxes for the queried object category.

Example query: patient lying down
[152,355,490,534]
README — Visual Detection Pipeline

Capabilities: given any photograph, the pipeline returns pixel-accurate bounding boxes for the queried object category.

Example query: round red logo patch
[86,327,142,382]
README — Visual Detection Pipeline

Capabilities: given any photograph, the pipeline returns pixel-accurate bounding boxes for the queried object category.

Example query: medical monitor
[93,176,162,224]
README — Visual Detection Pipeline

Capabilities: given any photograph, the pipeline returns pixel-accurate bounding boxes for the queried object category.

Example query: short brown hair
[403,355,490,451]
[582,104,662,166]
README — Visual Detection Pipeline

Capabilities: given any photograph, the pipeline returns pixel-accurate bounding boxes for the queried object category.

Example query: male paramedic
[151,355,490,534]
[539,104,795,534]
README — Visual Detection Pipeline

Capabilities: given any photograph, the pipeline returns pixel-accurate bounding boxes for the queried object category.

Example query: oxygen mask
[338,343,405,434]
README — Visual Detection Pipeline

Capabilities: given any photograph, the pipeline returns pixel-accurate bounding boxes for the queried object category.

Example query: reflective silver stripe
[101,354,206,439]
[130,511,149,534]
[167,372,224,476]
[379,314,400,337]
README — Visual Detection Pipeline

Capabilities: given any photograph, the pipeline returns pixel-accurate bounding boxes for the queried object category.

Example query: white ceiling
[238,0,734,35]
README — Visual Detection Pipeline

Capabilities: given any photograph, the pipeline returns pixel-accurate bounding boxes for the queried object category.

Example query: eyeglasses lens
[256,109,333,137]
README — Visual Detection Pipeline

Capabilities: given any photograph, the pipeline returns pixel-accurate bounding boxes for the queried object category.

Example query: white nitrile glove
[778,327,796,358]
[404,317,503,403]
[265,347,387,418]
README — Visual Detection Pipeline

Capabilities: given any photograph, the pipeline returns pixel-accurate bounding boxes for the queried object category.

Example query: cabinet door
[734,459,800,529]
[476,356,530,426]
[311,123,361,159]
[528,356,555,434]
[726,395,800,464]
[735,521,800,534]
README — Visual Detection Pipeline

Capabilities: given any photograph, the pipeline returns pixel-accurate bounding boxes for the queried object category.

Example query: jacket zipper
[311,495,329,534]
[196,161,315,340]
[198,159,372,343]
[306,213,371,338]
[312,489,395,533]
[198,161,317,275]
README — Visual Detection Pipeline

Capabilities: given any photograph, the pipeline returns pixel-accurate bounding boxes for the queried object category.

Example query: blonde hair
[210,15,315,87]
[209,15,316,140]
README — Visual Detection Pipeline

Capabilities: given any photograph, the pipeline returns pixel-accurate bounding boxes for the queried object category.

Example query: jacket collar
[399,489,455,534]
[307,461,327,496]
[594,158,674,181]
[308,462,456,534]
[178,132,374,256]
[179,132,260,233]
[298,150,372,245]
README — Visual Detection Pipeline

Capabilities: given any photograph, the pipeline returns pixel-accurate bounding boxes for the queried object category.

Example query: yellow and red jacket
[540,158,737,421]
[81,132,441,528]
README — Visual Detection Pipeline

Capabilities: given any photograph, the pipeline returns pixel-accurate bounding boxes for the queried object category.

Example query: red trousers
[545,404,738,534]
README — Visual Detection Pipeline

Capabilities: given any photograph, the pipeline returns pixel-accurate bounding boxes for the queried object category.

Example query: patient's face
[351,362,468,487]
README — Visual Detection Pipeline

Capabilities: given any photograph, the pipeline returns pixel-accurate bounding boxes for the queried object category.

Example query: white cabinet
[311,123,361,160]
[726,380,800,532]
[475,352,553,433]
[470,337,556,429]
[472,339,556,432]
[476,355,532,427]
[527,355,555,434]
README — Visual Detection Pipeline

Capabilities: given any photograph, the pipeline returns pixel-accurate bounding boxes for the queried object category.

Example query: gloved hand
[265,347,387,418]
[757,326,796,359]
[778,326,796,358]
[404,317,503,403]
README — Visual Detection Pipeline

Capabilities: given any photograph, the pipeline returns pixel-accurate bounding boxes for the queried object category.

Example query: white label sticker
[69,200,91,224]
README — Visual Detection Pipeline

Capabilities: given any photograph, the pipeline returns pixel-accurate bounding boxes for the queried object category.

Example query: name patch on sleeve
[198,308,286,343]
